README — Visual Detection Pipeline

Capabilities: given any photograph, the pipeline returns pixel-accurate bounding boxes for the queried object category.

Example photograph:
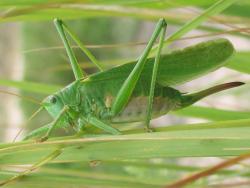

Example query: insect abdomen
[111,87,181,123]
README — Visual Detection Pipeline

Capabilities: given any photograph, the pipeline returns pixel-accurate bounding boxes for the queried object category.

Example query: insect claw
[160,18,167,27]
[144,127,155,133]
[54,18,62,25]
[37,136,48,143]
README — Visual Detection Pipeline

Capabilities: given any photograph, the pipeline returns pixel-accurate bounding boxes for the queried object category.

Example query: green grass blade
[0,160,244,188]
[0,0,237,24]
[172,106,250,121]
[1,119,250,166]
[0,79,62,94]
[151,0,237,53]
[0,0,220,8]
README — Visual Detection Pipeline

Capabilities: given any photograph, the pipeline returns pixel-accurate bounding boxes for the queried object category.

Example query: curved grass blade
[151,0,238,53]
[0,78,62,94]
[1,119,250,165]
[172,106,250,121]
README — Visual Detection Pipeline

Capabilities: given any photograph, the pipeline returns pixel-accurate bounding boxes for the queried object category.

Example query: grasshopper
[22,18,243,141]
[0,18,245,187]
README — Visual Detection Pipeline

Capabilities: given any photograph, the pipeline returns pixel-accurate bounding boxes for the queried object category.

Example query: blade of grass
[151,0,238,53]
[1,159,242,187]
[166,152,250,188]
[172,106,250,121]
[0,0,237,25]
[0,78,62,94]
[0,149,62,187]
[1,119,250,165]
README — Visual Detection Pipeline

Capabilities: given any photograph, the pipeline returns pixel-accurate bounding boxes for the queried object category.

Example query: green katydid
[22,18,244,141]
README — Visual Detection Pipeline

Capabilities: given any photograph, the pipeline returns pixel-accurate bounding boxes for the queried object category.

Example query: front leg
[39,105,69,142]
[23,123,53,141]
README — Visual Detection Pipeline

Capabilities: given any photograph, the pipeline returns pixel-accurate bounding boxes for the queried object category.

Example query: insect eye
[50,96,57,104]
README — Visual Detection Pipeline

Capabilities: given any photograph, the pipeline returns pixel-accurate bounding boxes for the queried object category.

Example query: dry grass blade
[166,152,250,188]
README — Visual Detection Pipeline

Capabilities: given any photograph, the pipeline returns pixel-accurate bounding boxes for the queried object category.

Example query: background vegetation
[0,0,250,187]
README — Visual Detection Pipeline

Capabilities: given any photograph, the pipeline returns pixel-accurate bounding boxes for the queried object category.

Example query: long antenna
[0,90,41,105]
[13,106,43,142]
[0,89,43,142]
